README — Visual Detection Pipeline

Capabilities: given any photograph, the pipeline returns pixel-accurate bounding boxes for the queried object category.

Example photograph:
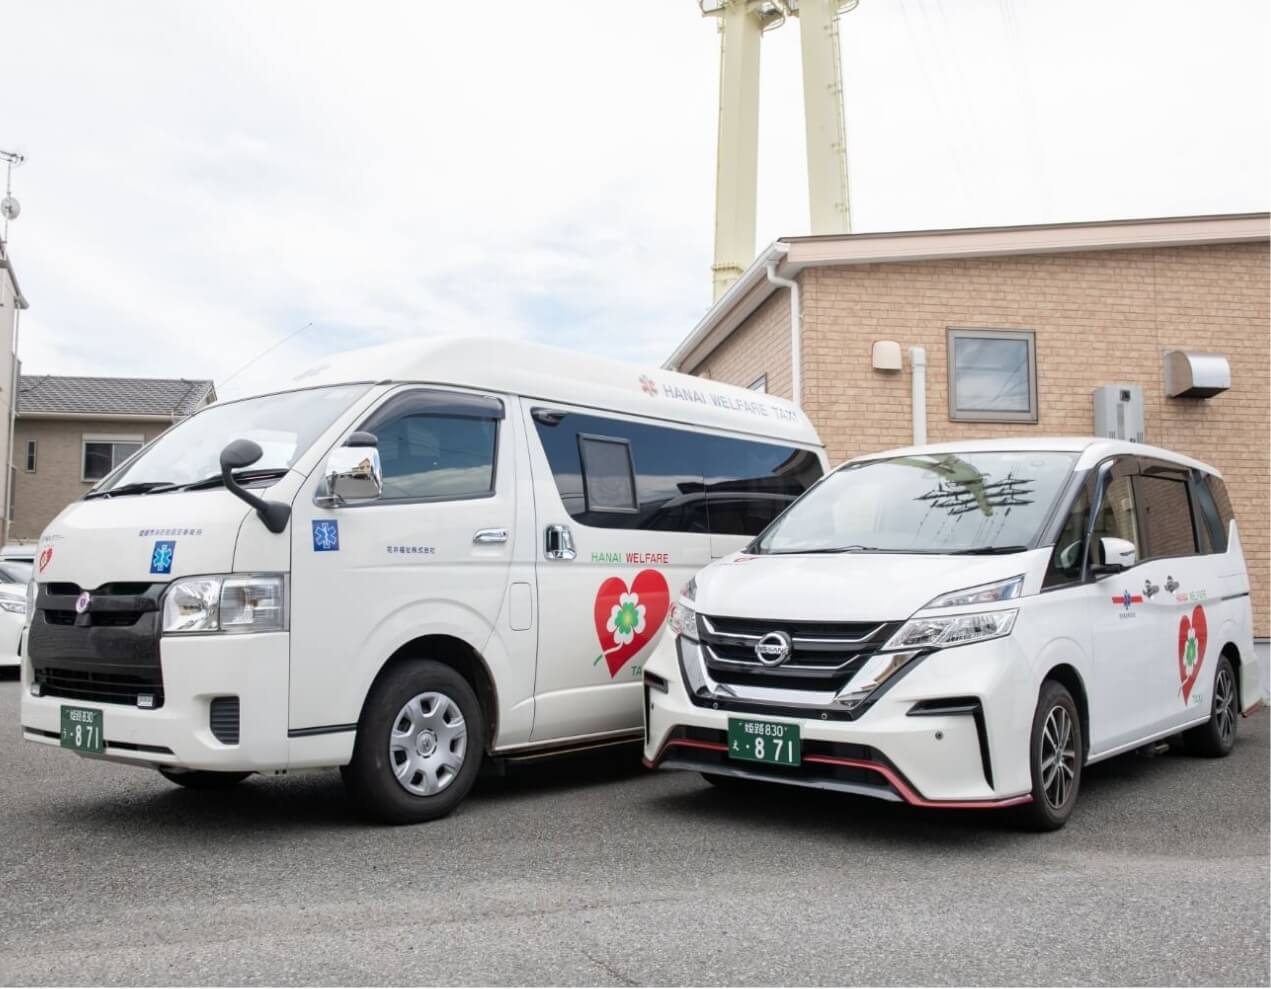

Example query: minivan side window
[1089,473,1141,567]
[1136,474,1198,561]
[531,409,822,535]
[1202,474,1235,551]
[1044,481,1093,587]
[361,390,503,502]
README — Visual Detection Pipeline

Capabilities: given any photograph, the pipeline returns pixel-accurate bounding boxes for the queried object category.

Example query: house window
[947,328,1038,423]
[23,440,36,472]
[748,374,768,393]
[82,434,144,482]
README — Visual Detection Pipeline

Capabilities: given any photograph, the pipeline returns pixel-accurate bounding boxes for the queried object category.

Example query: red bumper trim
[656,739,1031,810]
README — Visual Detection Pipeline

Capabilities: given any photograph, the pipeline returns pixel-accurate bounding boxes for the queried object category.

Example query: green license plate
[727,717,800,766]
[60,705,104,753]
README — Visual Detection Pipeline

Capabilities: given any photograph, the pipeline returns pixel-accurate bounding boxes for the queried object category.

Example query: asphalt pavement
[1,672,1267,987]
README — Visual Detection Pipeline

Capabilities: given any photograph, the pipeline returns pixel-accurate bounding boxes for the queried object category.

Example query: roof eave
[16,412,179,423]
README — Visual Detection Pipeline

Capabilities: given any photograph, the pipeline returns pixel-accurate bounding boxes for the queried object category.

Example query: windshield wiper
[765,545,893,555]
[948,545,1031,555]
[178,467,291,492]
[84,481,181,500]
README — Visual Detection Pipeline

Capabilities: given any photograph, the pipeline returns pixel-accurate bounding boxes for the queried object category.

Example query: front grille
[28,581,167,708]
[34,666,164,707]
[210,697,240,745]
[698,614,901,690]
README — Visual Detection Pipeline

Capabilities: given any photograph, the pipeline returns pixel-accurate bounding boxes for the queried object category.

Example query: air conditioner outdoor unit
[1092,384,1145,443]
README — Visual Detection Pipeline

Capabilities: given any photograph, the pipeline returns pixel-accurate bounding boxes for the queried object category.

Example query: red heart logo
[592,569,670,678]
[1177,605,1208,705]
[37,547,53,573]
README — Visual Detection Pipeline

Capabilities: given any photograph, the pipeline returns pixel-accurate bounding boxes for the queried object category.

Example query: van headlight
[669,577,698,640]
[162,574,287,634]
[0,595,27,616]
[884,609,1017,651]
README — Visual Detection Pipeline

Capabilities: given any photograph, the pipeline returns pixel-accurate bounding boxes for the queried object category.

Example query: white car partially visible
[0,561,32,668]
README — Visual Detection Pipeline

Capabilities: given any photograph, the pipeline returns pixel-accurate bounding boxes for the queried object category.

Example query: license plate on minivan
[60,705,104,753]
[727,717,800,766]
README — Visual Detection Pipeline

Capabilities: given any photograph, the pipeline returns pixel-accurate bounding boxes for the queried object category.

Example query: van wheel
[1016,680,1083,832]
[157,768,251,789]
[1183,655,1238,758]
[341,660,484,825]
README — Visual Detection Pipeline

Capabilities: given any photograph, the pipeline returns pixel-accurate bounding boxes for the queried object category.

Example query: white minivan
[643,438,1266,829]
[19,338,827,822]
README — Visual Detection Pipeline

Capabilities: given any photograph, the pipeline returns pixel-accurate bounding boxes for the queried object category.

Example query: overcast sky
[2,0,1266,396]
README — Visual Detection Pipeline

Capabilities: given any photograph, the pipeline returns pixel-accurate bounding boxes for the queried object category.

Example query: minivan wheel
[157,768,251,789]
[1016,680,1083,832]
[1183,655,1238,758]
[341,660,484,825]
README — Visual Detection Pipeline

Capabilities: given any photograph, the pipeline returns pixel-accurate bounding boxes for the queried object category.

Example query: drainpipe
[909,346,927,446]
[765,259,801,409]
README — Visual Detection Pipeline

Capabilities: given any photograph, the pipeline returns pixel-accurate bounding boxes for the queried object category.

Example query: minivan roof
[263,336,823,448]
[845,437,1221,476]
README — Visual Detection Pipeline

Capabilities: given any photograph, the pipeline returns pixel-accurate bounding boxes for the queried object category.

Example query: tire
[157,768,251,789]
[1183,655,1238,758]
[1016,680,1083,832]
[341,660,484,825]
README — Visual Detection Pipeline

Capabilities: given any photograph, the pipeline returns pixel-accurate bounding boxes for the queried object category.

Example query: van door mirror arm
[219,439,292,535]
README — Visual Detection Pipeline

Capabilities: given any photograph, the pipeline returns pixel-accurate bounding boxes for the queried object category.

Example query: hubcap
[389,691,467,797]
[1215,667,1236,746]
[1040,704,1077,811]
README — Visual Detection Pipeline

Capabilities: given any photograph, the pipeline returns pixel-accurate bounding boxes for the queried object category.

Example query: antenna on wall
[0,150,25,246]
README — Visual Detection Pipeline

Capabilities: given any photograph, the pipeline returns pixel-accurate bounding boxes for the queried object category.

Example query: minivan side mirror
[1092,536,1137,575]
[317,436,383,507]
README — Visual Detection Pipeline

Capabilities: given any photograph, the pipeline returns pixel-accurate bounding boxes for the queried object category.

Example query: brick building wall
[691,241,1270,634]
[11,418,166,541]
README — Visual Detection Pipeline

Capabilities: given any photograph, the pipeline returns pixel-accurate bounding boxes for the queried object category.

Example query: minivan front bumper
[20,631,291,772]
[643,632,1036,807]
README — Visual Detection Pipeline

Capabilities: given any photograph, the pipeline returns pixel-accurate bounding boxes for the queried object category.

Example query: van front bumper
[20,632,291,773]
[642,633,1036,807]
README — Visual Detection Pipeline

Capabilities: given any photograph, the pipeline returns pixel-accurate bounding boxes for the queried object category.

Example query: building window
[23,440,36,472]
[82,434,144,482]
[748,374,768,393]
[947,328,1038,423]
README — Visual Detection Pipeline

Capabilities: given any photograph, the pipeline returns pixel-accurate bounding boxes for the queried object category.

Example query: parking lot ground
[0,674,1267,987]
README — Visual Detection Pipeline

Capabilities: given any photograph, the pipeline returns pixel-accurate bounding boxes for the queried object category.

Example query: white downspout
[909,346,927,446]
[765,260,801,409]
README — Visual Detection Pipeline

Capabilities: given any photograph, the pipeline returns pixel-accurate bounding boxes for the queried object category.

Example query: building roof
[665,212,1271,374]
[242,335,822,448]
[18,374,216,419]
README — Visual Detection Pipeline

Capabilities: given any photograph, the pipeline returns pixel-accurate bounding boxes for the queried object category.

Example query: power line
[219,321,316,388]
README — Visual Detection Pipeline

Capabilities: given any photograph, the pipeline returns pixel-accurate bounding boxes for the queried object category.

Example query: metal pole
[797,0,853,233]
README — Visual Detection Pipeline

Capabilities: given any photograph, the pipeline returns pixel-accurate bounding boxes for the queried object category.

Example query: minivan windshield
[752,450,1077,555]
[95,384,371,494]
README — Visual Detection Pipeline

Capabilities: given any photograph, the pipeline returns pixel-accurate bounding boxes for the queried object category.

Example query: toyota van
[19,337,827,823]
[643,438,1266,829]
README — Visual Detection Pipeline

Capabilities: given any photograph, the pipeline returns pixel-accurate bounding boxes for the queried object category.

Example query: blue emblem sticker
[150,540,176,575]
[312,520,340,552]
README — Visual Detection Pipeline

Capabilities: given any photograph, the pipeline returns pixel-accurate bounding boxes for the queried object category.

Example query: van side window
[1043,483,1092,587]
[1204,475,1235,546]
[1089,474,1140,567]
[531,409,822,535]
[1136,474,1198,560]
[703,437,823,535]
[578,435,637,512]
[374,414,498,500]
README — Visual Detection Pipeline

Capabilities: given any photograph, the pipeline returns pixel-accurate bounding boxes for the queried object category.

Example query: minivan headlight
[924,575,1023,609]
[885,609,1017,651]
[162,574,286,634]
[669,577,698,640]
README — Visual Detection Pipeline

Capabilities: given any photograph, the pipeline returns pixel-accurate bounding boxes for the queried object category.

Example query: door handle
[473,528,509,545]
[544,523,576,561]
[1165,576,1180,593]
[1142,579,1160,599]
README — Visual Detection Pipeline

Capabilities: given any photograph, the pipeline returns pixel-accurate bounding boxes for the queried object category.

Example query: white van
[19,338,827,822]
[643,438,1266,830]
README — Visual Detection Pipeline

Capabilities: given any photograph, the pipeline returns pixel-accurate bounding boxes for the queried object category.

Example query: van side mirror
[220,438,263,471]
[1092,536,1137,575]
[317,435,383,507]
[218,438,291,535]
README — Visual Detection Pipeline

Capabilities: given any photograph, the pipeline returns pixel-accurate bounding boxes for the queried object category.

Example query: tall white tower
[700,0,858,300]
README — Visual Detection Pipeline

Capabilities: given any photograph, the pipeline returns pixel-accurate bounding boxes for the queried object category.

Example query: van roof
[266,336,822,448]
[845,437,1221,476]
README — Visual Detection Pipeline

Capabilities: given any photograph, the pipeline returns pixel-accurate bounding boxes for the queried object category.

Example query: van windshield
[94,384,371,494]
[752,450,1077,555]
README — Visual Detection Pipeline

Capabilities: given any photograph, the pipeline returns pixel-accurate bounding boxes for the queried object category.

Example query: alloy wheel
[1040,704,1076,811]
[1214,666,1237,747]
